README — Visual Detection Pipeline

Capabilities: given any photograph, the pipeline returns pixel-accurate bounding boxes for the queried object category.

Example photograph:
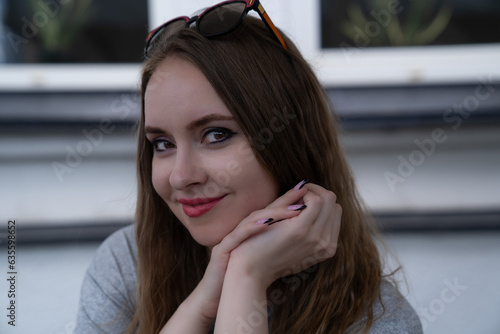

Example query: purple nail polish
[287,204,307,211]
[257,218,274,224]
[293,179,309,191]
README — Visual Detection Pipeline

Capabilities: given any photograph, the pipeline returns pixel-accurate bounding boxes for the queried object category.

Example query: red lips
[178,195,226,217]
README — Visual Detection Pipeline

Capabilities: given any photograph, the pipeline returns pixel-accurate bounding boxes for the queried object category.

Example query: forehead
[144,57,232,125]
[145,57,206,101]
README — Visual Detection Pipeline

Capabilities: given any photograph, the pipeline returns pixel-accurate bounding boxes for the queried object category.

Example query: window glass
[1,0,148,63]
[321,0,500,49]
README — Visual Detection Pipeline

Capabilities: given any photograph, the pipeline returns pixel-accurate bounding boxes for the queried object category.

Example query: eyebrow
[144,113,234,135]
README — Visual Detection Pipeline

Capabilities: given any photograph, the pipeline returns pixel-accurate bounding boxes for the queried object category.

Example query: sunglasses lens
[199,2,246,36]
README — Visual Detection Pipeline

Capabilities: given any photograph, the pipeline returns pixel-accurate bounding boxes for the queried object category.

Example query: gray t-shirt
[75,225,423,333]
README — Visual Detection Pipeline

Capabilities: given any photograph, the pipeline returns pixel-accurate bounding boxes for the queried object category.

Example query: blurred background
[0,0,499,333]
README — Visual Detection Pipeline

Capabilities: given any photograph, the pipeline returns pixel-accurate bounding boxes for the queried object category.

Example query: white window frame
[1,0,498,91]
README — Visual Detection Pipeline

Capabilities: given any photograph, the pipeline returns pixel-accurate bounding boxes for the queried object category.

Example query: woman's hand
[212,181,342,334]
[227,182,342,288]
[168,180,340,333]
[192,181,309,322]
[161,191,302,333]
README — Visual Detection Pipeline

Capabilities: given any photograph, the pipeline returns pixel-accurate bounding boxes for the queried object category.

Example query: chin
[186,227,226,248]
[191,234,224,248]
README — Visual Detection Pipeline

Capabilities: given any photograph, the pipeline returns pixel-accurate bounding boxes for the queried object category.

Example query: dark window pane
[321,0,500,48]
[1,0,148,63]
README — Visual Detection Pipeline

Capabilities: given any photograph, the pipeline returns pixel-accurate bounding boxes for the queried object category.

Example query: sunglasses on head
[144,0,287,58]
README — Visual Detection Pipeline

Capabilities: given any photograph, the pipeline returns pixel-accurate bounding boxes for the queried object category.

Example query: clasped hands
[196,181,342,322]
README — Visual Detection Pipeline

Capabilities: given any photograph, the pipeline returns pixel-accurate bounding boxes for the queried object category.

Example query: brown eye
[152,139,175,152]
[202,128,236,145]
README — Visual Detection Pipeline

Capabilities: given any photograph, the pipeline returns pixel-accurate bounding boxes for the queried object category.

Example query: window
[1,0,498,90]
[321,0,500,49]
[1,0,148,63]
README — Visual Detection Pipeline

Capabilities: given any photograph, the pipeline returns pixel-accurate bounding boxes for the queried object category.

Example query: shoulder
[92,224,137,267]
[368,280,423,334]
[75,225,138,333]
[88,224,137,288]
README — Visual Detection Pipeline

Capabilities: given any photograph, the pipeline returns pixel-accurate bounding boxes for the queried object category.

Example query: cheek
[236,161,278,206]
[209,160,241,188]
[151,159,171,198]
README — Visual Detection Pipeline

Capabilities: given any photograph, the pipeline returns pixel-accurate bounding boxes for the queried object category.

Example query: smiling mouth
[179,195,226,217]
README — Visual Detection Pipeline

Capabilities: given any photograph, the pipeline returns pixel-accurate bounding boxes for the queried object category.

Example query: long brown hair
[130,16,383,334]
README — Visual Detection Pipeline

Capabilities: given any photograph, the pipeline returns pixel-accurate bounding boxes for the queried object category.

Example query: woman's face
[144,57,279,247]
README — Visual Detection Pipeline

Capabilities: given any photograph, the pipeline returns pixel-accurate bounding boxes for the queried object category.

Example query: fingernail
[257,218,274,225]
[293,179,309,191]
[267,218,284,226]
[287,204,307,211]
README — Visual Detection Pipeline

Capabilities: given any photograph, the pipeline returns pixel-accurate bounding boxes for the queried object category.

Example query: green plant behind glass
[341,0,453,46]
[29,0,93,53]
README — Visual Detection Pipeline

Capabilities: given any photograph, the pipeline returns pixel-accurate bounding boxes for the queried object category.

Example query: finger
[286,185,339,253]
[308,189,338,234]
[216,220,266,255]
[302,183,335,199]
[324,203,342,260]
[266,180,309,209]
[318,202,341,248]
[332,203,342,242]
[255,203,308,226]
[283,193,322,230]
[301,184,338,222]
[215,202,306,253]
[302,200,341,263]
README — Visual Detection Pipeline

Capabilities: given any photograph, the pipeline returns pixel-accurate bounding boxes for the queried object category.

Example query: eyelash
[151,139,174,152]
[151,127,236,153]
[202,127,236,146]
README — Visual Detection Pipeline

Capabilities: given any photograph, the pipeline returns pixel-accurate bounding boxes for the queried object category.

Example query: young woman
[75,1,422,333]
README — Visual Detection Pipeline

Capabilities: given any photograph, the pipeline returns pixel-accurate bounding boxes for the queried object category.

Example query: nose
[169,147,208,190]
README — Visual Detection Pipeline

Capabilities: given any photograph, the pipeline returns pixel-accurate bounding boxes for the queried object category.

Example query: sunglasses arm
[254,3,288,50]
